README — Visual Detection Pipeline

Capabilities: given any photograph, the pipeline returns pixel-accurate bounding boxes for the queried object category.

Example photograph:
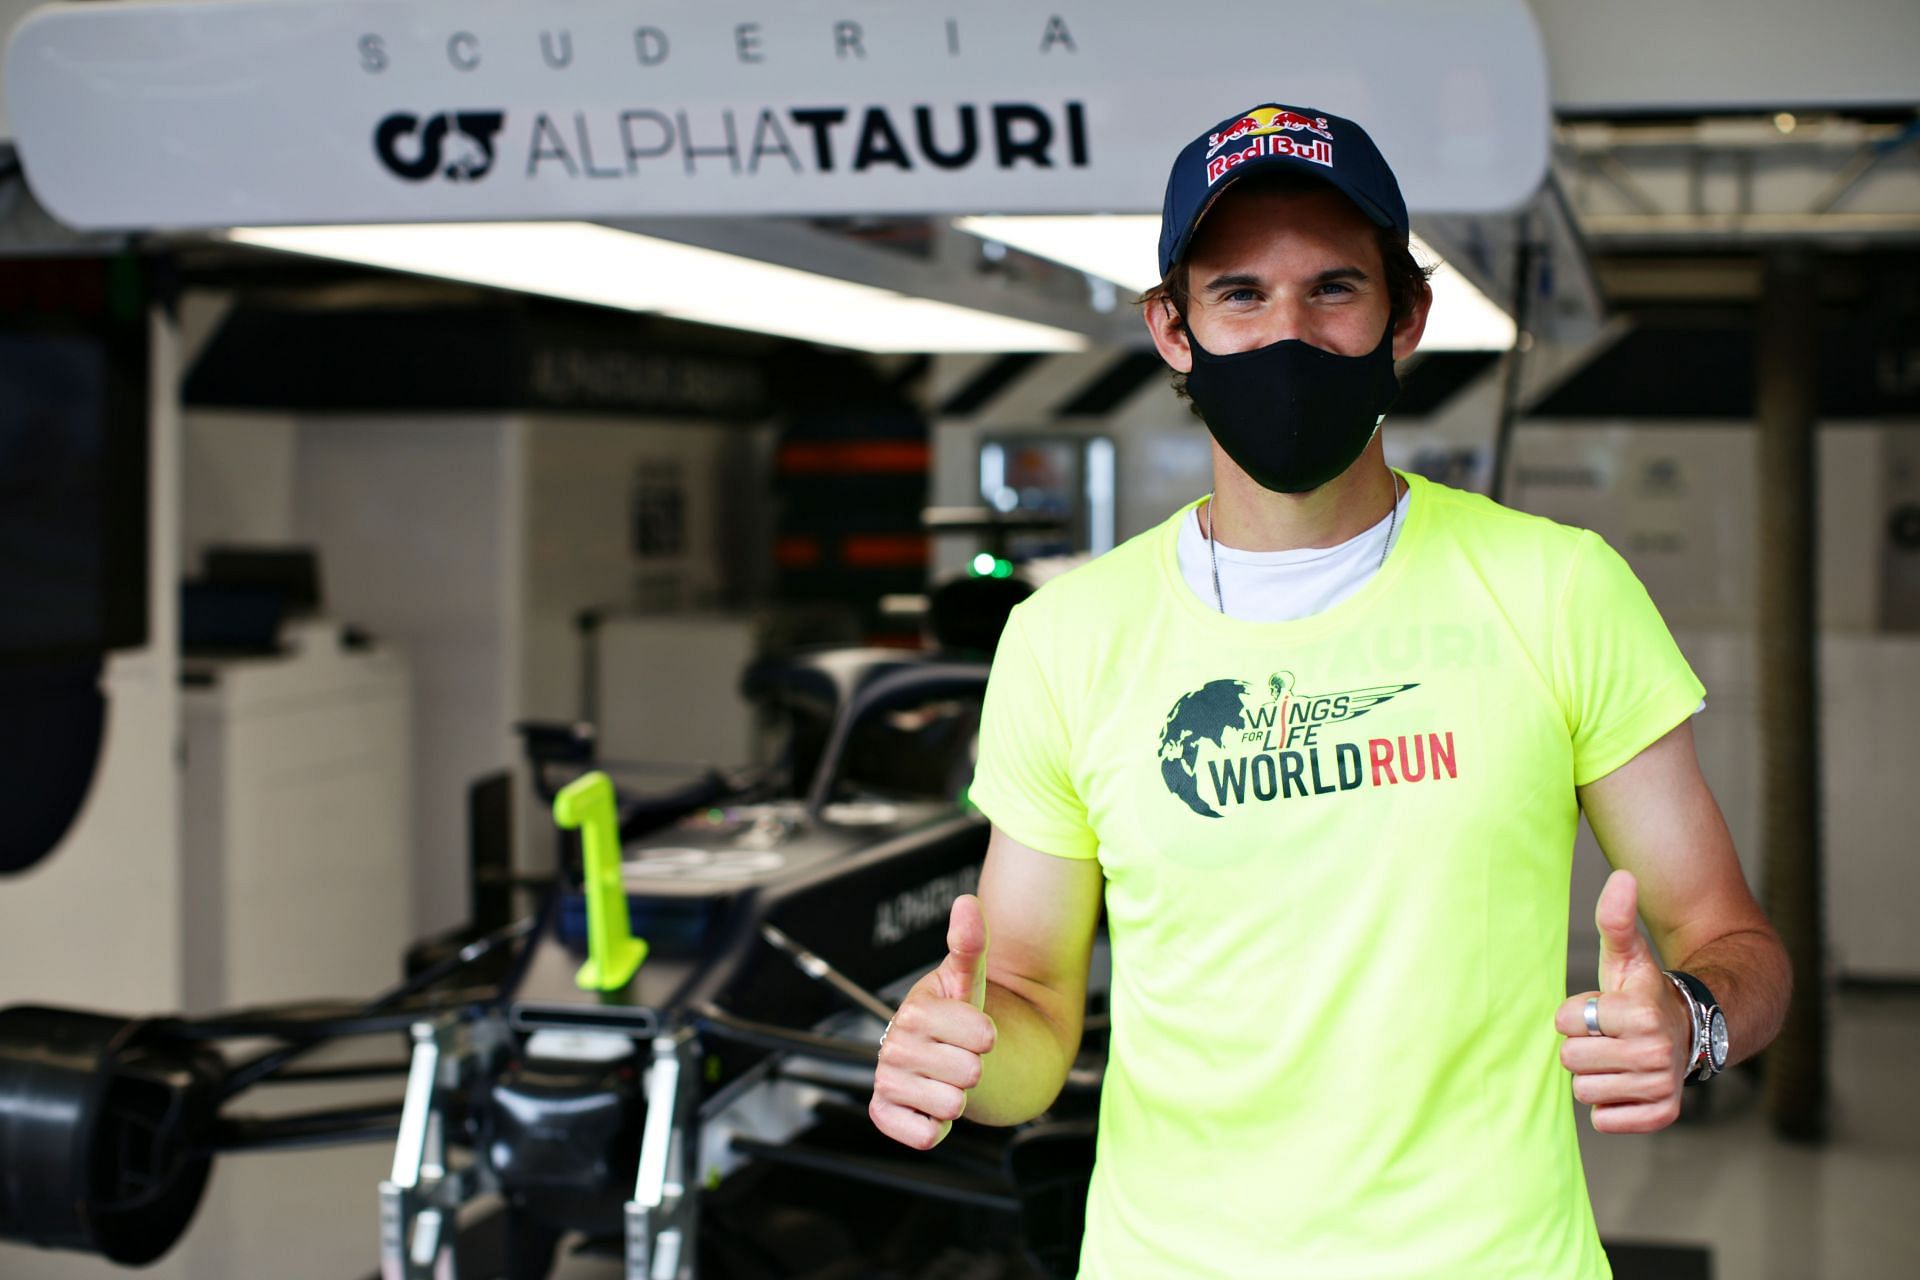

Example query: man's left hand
[1554,869,1694,1133]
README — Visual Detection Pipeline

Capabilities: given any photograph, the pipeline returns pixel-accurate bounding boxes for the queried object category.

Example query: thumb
[1595,869,1654,992]
[940,894,989,1010]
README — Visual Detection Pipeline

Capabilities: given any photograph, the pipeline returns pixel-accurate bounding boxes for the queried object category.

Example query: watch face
[1708,1008,1729,1069]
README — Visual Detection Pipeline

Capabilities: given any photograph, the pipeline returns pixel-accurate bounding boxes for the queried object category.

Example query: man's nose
[1257,299,1312,347]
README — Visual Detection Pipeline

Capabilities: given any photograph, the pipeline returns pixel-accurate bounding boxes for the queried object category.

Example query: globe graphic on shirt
[1157,679,1252,819]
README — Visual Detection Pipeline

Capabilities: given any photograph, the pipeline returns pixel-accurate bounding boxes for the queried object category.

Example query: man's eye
[1222,288,1258,303]
[1316,281,1354,296]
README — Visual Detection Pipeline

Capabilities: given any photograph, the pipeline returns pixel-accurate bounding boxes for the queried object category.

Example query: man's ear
[1145,297,1193,374]
[1391,281,1433,362]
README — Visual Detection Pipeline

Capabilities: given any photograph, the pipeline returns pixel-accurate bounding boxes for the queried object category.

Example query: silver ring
[877,1017,893,1055]
[1583,995,1604,1037]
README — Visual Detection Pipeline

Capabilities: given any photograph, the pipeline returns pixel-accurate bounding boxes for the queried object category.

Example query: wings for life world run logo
[374,111,507,181]
[1157,672,1455,818]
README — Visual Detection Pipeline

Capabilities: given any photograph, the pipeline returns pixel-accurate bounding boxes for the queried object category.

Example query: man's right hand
[869,894,997,1150]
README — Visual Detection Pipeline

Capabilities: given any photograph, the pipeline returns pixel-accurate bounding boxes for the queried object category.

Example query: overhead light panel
[955,215,1161,295]
[954,214,1516,351]
[224,222,1089,355]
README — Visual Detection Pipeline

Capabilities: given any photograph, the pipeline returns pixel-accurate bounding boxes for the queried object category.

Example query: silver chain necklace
[1205,470,1401,616]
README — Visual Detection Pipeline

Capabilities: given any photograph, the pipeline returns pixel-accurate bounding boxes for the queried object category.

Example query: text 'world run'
[1206,733,1458,809]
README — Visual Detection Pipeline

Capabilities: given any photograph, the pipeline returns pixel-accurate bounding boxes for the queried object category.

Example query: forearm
[1668,924,1792,1069]
[966,979,1080,1126]
[1577,723,1794,1075]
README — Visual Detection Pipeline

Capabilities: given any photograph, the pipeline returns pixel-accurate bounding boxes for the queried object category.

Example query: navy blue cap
[1157,103,1410,280]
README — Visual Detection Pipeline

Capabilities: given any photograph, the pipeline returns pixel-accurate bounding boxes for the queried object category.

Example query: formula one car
[0,645,1104,1280]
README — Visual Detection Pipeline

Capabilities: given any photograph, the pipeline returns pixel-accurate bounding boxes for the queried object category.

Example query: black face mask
[1182,318,1401,494]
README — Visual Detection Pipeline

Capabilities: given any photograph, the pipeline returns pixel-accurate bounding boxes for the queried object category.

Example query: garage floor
[1578,985,1920,1280]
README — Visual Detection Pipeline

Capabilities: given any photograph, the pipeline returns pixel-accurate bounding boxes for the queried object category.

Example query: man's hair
[1137,171,1436,412]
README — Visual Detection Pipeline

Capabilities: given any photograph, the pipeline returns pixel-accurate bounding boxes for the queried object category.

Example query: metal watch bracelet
[1663,969,1715,1085]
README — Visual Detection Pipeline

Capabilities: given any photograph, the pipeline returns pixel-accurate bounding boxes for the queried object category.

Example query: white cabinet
[180,623,412,1013]
[594,613,762,774]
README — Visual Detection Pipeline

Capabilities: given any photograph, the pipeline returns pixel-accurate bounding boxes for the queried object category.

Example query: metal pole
[576,608,603,725]
[1487,214,1534,505]
[1755,248,1827,1142]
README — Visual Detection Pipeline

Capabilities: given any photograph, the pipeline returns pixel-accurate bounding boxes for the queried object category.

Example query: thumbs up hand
[938,892,990,1010]
[870,895,998,1150]
[1554,870,1695,1133]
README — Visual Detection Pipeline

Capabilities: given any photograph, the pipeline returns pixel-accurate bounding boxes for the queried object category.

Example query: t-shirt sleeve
[1552,530,1707,787]
[966,608,1099,860]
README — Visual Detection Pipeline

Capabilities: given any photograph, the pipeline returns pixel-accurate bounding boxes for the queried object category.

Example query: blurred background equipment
[0,646,1115,1279]
[0,256,148,875]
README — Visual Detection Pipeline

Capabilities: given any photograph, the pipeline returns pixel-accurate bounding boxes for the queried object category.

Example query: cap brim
[1166,160,1402,277]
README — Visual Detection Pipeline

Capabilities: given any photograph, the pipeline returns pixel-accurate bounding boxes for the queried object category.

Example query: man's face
[1145,184,1427,370]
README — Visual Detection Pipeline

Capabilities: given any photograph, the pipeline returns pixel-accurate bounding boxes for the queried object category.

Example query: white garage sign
[4,0,1550,231]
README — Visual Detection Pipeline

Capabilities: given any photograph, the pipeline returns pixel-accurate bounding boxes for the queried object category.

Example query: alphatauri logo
[373,111,507,182]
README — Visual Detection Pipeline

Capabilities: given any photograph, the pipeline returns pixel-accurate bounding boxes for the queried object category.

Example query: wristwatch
[1663,970,1728,1086]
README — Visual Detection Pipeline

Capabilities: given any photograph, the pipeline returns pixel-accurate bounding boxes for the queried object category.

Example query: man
[870,102,1790,1277]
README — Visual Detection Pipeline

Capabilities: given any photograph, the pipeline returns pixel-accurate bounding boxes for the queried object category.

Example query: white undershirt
[1174,487,1709,716]
[1176,484,1412,623]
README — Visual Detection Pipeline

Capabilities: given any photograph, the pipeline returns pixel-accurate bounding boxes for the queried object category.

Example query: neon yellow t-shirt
[968,472,1704,1280]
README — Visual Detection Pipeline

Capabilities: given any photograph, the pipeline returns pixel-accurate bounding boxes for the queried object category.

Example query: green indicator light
[991,558,1014,579]
[970,552,996,577]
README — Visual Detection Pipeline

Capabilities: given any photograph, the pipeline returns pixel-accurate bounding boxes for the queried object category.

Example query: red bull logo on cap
[1205,105,1335,158]
[1205,132,1334,185]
